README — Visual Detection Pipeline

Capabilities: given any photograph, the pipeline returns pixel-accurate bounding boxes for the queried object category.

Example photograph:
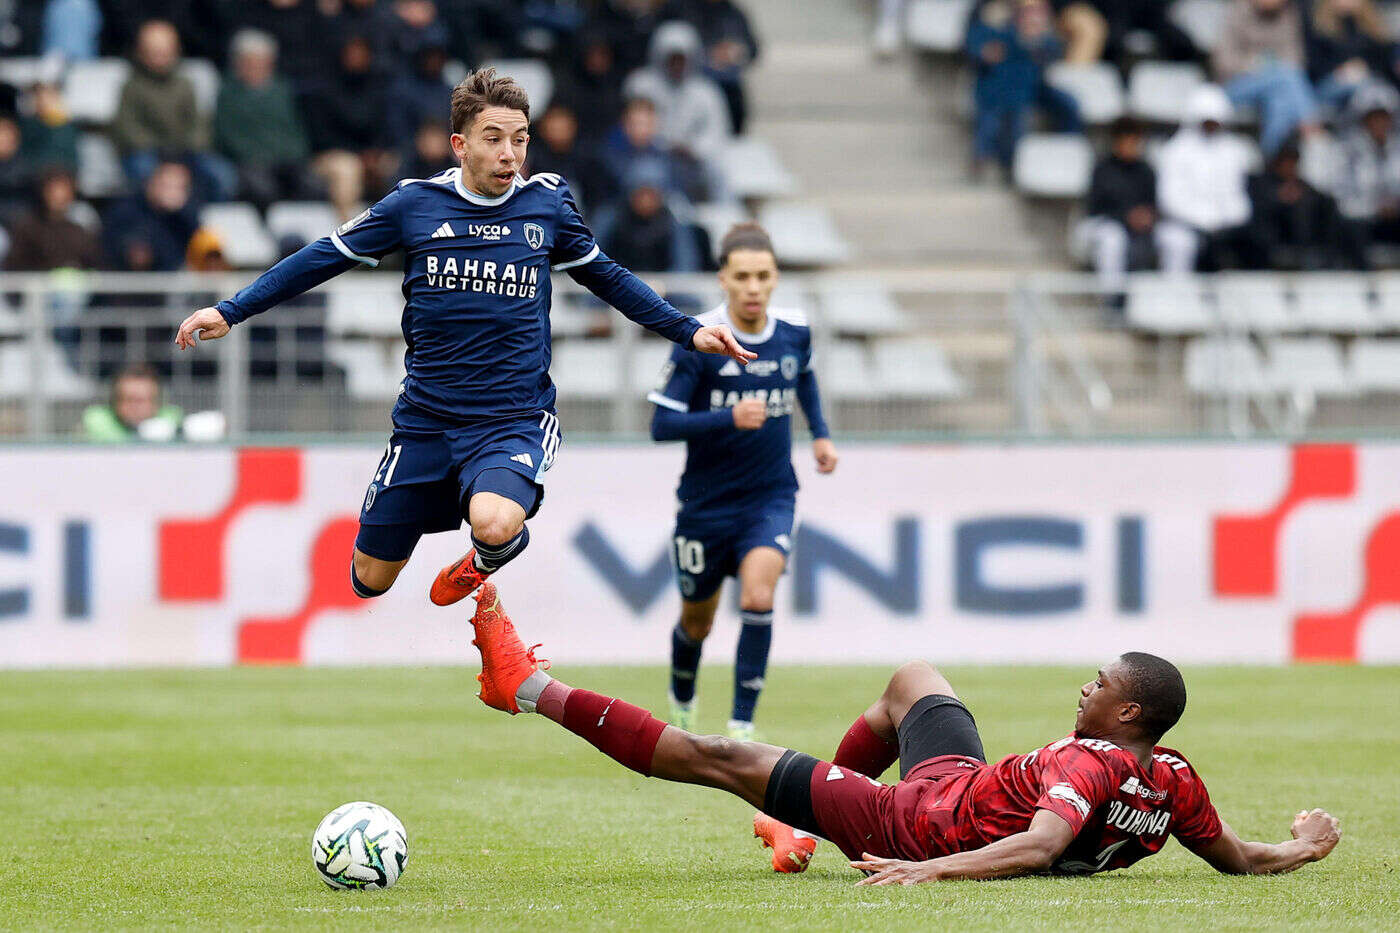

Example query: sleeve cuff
[647,392,689,413]
[215,301,239,326]
[330,231,380,267]
[551,243,601,271]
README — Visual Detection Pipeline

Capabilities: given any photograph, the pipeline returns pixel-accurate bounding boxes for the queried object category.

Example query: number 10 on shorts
[674,536,705,574]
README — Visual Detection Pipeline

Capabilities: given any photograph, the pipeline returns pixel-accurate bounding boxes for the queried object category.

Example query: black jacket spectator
[1246,142,1353,269]
[4,169,101,271]
[525,103,611,212]
[100,0,231,63]
[385,37,454,156]
[103,160,199,271]
[1088,153,1156,226]
[303,35,390,154]
[558,30,626,145]
[1303,1,1393,85]
[231,0,334,90]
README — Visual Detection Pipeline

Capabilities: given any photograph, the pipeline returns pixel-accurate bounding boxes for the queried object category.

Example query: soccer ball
[311,801,408,890]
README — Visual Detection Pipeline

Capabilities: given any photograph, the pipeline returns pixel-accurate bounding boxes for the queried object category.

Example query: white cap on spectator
[230,28,277,61]
[1185,85,1232,126]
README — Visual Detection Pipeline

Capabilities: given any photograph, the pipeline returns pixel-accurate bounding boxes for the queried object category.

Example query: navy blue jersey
[649,306,825,518]
[215,168,701,427]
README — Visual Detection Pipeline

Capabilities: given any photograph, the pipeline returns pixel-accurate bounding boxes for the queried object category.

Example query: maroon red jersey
[895,736,1223,873]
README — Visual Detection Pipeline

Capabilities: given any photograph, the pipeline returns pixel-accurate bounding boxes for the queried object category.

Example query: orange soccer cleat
[431,549,490,606]
[470,583,549,714]
[753,812,817,873]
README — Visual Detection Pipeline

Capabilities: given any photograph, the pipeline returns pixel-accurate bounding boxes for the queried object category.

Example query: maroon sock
[833,715,899,778]
[557,689,668,777]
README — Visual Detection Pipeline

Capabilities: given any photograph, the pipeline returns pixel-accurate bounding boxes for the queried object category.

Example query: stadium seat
[266,202,340,246]
[628,340,674,394]
[871,337,965,398]
[1212,274,1299,333]
[694,202,749,262]
[1350,339,1400,392]
[197,203,277,269]
[62,58,131,124]
[1045,62,1125,125]
[758,203,852,266]
[1292,275,1380,333]
[817,282,907,336]
[1126,274,1214,333]
[179,58,220,115]
[1013,134,1093,198]
[0,343,95,401]
[551,341,622,398]
[1184,336,1270,395]
[1169,0,1229,54]
[326,281,408,337]
[1265,337,1354,396]
[76,133,125,198]
[0,55,61,88]
[1128,62,1205,123]
[717,136,797,199]
[905,0,977,52]
[478,59,553,112]
[1371,275,1400,327]
[327,338,404,399]
[821,339,883,400]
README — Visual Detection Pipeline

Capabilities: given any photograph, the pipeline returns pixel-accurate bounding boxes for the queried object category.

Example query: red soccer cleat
[754,812,817,873]
[470,583,549,714]
[431,549,490,606]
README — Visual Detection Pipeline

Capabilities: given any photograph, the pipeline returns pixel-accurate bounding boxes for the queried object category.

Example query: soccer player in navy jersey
[465,583,1342,882]
[174,69,754,606]
[647,223,838,741]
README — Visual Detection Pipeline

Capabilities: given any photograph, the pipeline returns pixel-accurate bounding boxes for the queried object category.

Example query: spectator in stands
[112,19,235,201]
[966,0,1082,180]
[3,167,101,271]
[385,29,454,158]
[562,29,627,145]
[1096,0,1202,66]
[1214,0,1319,156]
[526,102,610,211]
[587,0,669,75]
[303,33,393,220]
[1305,0,1393,118]
[386,0,449,71]
[402,120,456,179]
[43,0,102,62]
[1050,0,1108,65]
[623,21,732,181]
[185,226,231,272]
[1332,81,1400,263]
[18,83,80,172]
[1246,136,1353,267]
[80,363,183,443]
[594,160,701,272]
[601,95,699,206]
[1078,118,1195,299]
[103,159,200,271]
[1158,85,1261,270]
[214,29,315,210]
[234,0,334,88]
[666,0,759,134]
[0,114,35,222]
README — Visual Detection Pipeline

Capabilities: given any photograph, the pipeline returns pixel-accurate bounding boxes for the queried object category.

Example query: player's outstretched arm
[851,810,1075,885]
[1193,809,1340,875]
[691,323,757,365]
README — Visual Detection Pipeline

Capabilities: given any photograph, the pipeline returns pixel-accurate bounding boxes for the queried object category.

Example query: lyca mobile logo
[469,223,510,240]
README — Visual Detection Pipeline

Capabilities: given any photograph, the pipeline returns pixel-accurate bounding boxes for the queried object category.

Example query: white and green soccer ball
[311,801,408,890]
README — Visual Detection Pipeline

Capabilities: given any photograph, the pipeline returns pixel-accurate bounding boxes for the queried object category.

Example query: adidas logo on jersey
[430,222,456,239]
[718,360,742,377]
[510,453,534,468]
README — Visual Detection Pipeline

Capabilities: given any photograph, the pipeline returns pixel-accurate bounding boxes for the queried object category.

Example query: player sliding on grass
[466,584,1341,883]
[648,222,837,741]
[174,69,753,607]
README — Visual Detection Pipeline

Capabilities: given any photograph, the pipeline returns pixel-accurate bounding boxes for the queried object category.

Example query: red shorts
[808,755,984,861]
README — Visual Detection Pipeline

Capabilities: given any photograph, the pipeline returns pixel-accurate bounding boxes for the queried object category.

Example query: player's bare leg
[431,491,527,606]
[350,549,409,598]
[470,584,787,808]
[670,591,720,730]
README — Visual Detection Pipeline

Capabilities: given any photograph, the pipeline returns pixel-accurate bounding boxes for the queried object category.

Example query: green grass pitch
[4,663,1398,931]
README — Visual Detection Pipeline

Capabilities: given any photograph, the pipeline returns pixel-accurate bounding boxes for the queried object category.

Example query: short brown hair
[718,222,776,266]
[450,67,530,135]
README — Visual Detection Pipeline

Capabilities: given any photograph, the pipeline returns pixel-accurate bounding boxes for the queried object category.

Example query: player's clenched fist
[731,398,767,430]
[174,307,230,349]
[813,437,838,473]
[692,324,757,365]
[1291,808,1341,860]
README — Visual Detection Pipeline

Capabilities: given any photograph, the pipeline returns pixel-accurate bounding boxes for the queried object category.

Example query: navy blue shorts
[354,410,562,561]
[671,499,796,602]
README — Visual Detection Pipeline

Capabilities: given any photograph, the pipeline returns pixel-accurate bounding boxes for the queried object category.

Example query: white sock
[515,669,552,713]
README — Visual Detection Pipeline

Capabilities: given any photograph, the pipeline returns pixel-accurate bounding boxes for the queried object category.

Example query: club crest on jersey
[363,482,378,512]
[524,222,545,250]
[781,354,799,379]
[470,223,511,240]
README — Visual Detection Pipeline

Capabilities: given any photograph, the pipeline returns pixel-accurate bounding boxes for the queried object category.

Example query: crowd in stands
[0,0,759,277]
[964,0,1400,287]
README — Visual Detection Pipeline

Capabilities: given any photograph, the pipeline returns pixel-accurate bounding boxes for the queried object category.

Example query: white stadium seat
[0,55,62,88]
[1265,337,1354,396]
[871,337,965,398]
[817,282,906,336]
[1350,339,1400,392]
[325,281,407,337]
[758,203,852,266]
[694,202,749,263]
[197,203,277,269]
[717,136,797,199]
[1128,61,1205,123]
[179,58,220,115]
[822,339,883,400]
[629,340,675,394]
[266,202,341,246]
[1046,62,1125,125]
[1126,274,1214,333]
[479,59,552,112]
[0,343,95,401]
[1184,336,1270,395]
[327,339,404,399]
[62,58,131,124]
[76,133,125,198]
[906,0,977,52]
[1013,134,1093,198]
[1169,0,1230,54]
[551,341,622,398]
[1292,275,1380,332]
[1212,274,1299,333]
[1371,275,1400,327]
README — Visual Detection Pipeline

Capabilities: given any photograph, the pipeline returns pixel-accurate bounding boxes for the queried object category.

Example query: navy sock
[733,610,773,723]
[472,526,530,573]
[670,623,703,704]
[350,563,388,599]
